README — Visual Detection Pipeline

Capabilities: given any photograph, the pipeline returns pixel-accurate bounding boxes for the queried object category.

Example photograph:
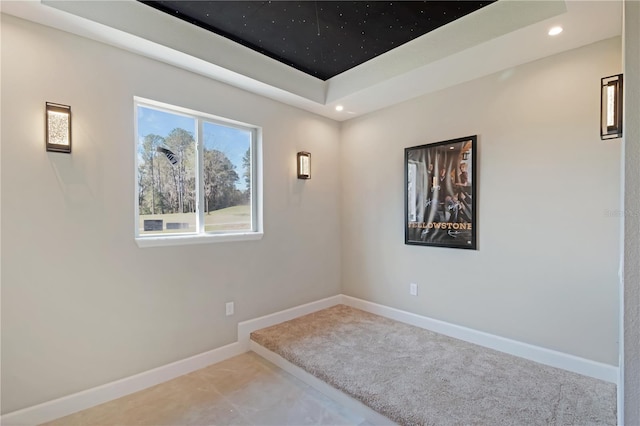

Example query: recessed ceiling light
[548,26,563,36]
[335,105,344,112]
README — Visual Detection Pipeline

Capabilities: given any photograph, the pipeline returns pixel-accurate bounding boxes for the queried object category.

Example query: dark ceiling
[141,1,494,81]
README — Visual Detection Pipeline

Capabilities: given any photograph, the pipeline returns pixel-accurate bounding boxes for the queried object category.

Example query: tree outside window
[135,100,258,240]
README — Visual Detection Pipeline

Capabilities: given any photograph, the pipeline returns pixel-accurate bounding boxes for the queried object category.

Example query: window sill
[135,232,264,248]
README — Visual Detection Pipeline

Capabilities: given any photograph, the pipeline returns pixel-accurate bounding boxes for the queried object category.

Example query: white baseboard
[1,342,245,426]
[340,295,619,384]
[1,295,342,426]
[2,293,617,425]
[250,341,396,426]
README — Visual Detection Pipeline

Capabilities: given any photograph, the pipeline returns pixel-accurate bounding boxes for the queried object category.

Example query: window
[134,98,262,247]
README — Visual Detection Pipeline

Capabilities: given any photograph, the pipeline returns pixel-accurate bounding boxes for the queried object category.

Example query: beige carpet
[250,304,616,426]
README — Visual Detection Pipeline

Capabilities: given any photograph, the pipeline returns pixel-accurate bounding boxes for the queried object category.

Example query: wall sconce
[601,74,623,140]
[46,102,72,153]
[297,151,311,179]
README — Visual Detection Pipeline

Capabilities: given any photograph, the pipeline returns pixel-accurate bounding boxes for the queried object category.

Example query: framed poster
[405,135,477,249]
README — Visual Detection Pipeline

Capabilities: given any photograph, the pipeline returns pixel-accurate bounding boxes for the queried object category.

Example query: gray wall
[623,1,640,424]
[340,37,622,366]
[0,15,342,413]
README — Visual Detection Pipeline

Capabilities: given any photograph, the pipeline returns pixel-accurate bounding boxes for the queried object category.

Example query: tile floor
[43,352,374,426]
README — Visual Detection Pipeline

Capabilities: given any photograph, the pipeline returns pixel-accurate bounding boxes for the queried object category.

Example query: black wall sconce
[46,102,72,153]
[297,151,311,179]
[601,74,623,140]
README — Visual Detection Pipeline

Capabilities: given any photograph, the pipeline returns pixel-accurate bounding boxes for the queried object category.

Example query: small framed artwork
[405,135,477,249]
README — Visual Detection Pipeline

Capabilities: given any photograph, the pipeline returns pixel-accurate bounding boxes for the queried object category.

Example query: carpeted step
[250,304,616,426]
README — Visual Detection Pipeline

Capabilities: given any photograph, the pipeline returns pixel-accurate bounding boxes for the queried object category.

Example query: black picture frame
[405,135,477,249]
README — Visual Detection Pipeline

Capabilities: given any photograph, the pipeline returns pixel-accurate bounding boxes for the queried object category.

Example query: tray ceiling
[140,1,494,80]
[1,1,623,120]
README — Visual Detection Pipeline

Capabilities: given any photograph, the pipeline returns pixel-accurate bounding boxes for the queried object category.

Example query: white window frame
[134,97,263,248]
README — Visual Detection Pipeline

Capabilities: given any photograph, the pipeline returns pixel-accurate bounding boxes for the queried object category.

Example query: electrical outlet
[225,302,234,316]
[409,283,418,296]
